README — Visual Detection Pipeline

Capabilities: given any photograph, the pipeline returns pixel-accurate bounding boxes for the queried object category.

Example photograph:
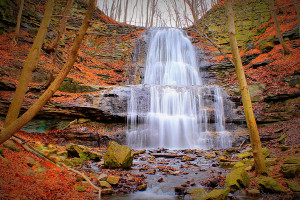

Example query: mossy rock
[202,188,230,200]
[25,156,38,167]
[232,160,254,171]
[64,157,84,167]
[265,158,279,167]
[225,167,250,191]
[262,148,271,158]
[66,143,102,161]
[3,140,20,152]
[286,181,300,192]
[204,151,217,159]
[284,157,300,164]
[258,177,286,193]
[237,151,253,159]
[104,141,133,168]
[187,187,207,200]
[99,181,112,188]
[278,133,286,144]
[281,163,300,178]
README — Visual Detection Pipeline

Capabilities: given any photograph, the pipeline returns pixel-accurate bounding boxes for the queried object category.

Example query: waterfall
[127,28,231,149]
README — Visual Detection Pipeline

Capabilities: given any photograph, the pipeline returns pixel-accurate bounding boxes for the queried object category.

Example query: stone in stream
[99,181,112,188]
[106,175,120,185]
[66,143,102,161]
[97,173,108,181]
[182,155,196,161]
[137,183,147,191]
[104,141,133,168]
[202,188,230,200]
[204,151,217,159]
[246,189,260,197]
[187,187,206,199]
[258,177,286,193]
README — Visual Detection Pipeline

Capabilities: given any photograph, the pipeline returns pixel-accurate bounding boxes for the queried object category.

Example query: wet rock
[202,188,230,200]
[104,141,133,168]
[101,188,113,195]
[69,157,84,167]
[258,177,286,193]
[286,181,300,192]
[106,175,120,185]
[187,187,206,199]
[220,162,237,168]
[137,183,147,191]
[98,173,108,181]
[3,140,20,152]
[225,167,250,191]
[174,186,187,195]
[99,181,112,188]
[205,151,217,159]
[157,177,164,182]
[182,155,196,161]
[133,149,146,155]
[246,189,260,197]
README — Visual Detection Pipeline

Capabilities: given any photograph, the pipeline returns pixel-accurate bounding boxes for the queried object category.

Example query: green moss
[202,188,230,200]
[286,181,300,192]
[187,187,207,200]
[104,141,133,168]
[225,167,250,191]
[258,177,286,193]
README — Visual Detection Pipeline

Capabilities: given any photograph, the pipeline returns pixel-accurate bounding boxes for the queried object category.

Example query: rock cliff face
[0,0,299,125]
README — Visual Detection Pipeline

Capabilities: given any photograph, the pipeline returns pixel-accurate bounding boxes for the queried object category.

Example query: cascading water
[127,28,231,149]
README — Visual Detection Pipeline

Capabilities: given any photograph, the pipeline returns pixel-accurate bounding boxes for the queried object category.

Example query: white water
[127,28,231,149]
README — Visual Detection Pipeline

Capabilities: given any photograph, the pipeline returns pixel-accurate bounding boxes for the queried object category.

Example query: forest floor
[0,117,299,199]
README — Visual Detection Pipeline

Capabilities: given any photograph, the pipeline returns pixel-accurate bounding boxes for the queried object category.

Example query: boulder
[202,188,230,200]
[262,147,271,158]
[74,185,86,192]
[225,167,250,191]
[237,151,253,159]
[258,177,286,193]
[104,141,133,168]
[137,183,147,191]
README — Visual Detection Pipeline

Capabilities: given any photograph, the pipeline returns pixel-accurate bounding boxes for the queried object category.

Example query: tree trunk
[0,0,96,145]
[4,0,55,128]
[225,0,267,176]
[123,0,129,23]
[145,0,150,27]
[269,0,291,55]
[150,0,157,27]
[13,0,24,45]
[46,0,74,53]
[294,0,300,37]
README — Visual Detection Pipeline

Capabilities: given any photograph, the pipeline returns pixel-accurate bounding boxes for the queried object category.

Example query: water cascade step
[127,28,231,149]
